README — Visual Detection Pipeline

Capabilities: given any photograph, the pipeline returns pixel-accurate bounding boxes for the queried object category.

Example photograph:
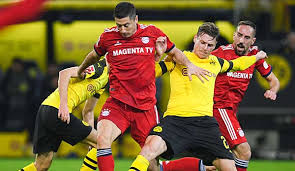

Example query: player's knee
[235,143,251,160]
[214,159,236,171]
[97,134,112,147]
[140,136,166,161]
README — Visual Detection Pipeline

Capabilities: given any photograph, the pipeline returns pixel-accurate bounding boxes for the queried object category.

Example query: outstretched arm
[58,67,79,124]
[167,47,210,82]
[220,51,268,73]
[264,72,280,100]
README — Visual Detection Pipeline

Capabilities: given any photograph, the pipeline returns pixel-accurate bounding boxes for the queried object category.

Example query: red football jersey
[94,24,175,110]
[212,44,272,108]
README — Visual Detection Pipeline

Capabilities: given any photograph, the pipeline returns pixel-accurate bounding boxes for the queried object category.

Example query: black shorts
[33,105,92,154]
[150,116,233,165]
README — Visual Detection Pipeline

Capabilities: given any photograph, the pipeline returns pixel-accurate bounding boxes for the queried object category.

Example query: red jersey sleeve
[93,33,107,56]
[152,26,175,53]
[255,59,272,77]
[211,47,225,58]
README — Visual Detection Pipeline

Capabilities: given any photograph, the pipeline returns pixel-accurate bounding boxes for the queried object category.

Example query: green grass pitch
[0,158,294,170]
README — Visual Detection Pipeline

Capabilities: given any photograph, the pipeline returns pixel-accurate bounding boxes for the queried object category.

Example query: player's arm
[155,60,176,78]
[219,51,268,73]
[264,72,280,100]
[82,96,99,128]
[58,67,79,124]
[78,50,101,79]
[167,47,210,82]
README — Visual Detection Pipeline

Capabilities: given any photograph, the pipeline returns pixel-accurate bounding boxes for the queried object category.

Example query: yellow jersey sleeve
[219,56,256,73]
[85,58,107,79]
[155,61,175,78]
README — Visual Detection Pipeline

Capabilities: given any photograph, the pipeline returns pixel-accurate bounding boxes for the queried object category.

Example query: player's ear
[251,37,256,45]
[135,15,138,23]
[193,34,198,43]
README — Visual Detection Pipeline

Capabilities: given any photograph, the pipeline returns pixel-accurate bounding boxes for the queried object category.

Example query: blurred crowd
[0,58,76,143]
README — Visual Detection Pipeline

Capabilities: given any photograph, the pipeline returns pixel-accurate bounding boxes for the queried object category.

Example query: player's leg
[80,148,97,171]
[161,157,216,171]
[212,158,236,171]
[96,97,130,171]
[96,119,121,171]
[80,129,98,171]
[34,152,54,171]
[20,105,61,171]
[214,108,250,171]
[129,105,162,171]
[20,152,54,171]
[129,135,167,171]
[232,142,251,171]
[81,128,98,148]
[130,116,190,171]
[189,116,234,171]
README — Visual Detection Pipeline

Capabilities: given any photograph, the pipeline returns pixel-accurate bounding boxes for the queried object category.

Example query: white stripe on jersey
[218,108,237,140]
[220,44,234,50]
[154,105,159,124]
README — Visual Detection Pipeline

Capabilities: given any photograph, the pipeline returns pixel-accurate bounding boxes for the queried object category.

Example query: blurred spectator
[1,58,30,130]
[41,62,59,100]
[278,31,295,61]
[24,60,43,142]
[0,67,4,129]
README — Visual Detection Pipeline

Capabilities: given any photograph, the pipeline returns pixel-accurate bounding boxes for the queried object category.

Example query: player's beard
[234,43,247,56]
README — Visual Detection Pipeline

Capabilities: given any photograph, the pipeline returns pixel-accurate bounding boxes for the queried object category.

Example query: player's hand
[205,165,217,171]
[186,63,211,83]
[77,67,86,79]
[264,90,277,100]
[58,103,70,124]
[155,36,167,61]
[255,50,268,60]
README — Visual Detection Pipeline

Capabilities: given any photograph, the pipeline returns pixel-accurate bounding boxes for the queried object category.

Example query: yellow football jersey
[164,51,256,117]
[42,60,108,112]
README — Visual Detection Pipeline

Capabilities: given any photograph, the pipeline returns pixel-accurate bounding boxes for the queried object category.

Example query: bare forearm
[58,67,78,106]
[169,48,192,67]
[82,97,98,128]
[267,73,280,93]
[78,50,100,75]
[83,111,94,127]
[58,73,70,106]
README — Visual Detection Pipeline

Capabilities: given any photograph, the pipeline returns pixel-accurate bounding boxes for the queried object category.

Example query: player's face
[233,25,256,56]
[115,16,138,38]
[193,33,217,59]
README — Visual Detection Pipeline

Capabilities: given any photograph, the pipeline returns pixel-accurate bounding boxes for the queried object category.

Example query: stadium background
[0,0,294,170]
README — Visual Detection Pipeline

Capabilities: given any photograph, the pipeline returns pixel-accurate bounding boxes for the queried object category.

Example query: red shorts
[213,107,247,149]
[98,97,159,147]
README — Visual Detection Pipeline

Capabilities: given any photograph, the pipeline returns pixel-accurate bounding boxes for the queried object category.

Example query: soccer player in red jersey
[77,2,209,171]
[211,21,280,171]
[0,0,46,30]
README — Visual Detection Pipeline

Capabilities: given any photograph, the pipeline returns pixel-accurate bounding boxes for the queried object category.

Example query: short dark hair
[197,22,219,39]
[113,2,136,20]
[238,20,256,36]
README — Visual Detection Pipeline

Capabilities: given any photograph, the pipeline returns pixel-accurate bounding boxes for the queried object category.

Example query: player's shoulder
[249,46,259,54]
[139,23,156,29]
[101,26,119,35]
[219,44,234,51]
[183,50,194,57]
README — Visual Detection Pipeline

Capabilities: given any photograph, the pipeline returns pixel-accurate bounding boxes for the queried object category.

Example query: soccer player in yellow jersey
[129,22,268,171]
[20,59,108,171]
